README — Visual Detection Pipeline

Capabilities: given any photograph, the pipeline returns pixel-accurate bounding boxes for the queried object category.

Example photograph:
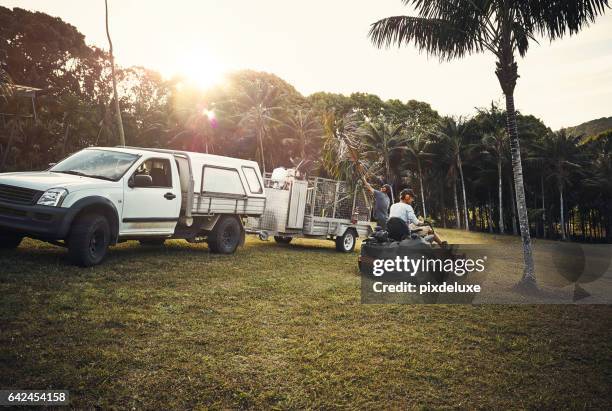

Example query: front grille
[0,205,27,218]
[0,184,43,205]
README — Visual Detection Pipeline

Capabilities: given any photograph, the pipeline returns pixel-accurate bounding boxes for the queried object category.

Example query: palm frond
[369,15,485,60]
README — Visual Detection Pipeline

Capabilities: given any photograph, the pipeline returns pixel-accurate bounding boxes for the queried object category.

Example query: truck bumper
[0,200,69,239]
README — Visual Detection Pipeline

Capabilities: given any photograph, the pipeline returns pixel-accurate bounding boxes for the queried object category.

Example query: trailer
[246,173,373,252]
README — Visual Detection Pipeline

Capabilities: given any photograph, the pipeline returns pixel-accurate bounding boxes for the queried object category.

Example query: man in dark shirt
[361,177,391,229]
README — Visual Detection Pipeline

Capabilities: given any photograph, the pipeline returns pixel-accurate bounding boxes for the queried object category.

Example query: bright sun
[159,49,227,91]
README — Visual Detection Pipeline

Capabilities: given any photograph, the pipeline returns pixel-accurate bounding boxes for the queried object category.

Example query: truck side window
[202,166,245,196]
[241,166,263,194]
[133,158,172,188]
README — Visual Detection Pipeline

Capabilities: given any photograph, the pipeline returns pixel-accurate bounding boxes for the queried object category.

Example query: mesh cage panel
[305,177,372,221]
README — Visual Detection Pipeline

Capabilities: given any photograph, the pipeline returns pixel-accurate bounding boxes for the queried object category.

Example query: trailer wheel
[208,216,241,254]
[67,213,110,266]
[0,233,23,249]
[335,229,356,252]
[139,239,166,247]
[274,236,292,244]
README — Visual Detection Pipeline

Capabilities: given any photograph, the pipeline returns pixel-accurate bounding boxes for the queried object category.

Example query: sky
[2,0,611,129]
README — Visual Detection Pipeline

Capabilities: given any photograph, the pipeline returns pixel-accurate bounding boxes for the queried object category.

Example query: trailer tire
[0,233,23,249]
[208,216,241,254]
[335,229,356,253]
[274,236,292,244]
[67,213,110,267]
[139,239,166,247]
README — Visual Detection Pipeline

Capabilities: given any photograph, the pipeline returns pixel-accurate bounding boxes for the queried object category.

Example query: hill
[565,116,612,138]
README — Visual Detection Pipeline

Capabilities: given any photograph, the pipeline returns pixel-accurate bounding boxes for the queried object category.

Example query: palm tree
[104,0,125,146]
[361,120,406,187]
[236,79,283,175]
[369,0,609,288]
[404,131,433,218]
[481,127,509,234]
[435,117,470,230]
[0,117,21,172]
[282,108,322,165]
[540,130,584,240]
[475,103,509,233]
[0,65,13,101]
[583,132,612,242]
[322,111,368,183]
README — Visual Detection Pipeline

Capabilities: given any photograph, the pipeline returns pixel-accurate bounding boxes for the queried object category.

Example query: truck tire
[0,233,23,249]
[139,239,166,247]
[208,216,241,254]
[67,214,110,267]
[274,236,292,244]
[335,229,356,253]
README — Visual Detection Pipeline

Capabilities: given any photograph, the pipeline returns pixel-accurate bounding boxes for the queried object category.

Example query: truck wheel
[208,216,241,254]
[335,229,356,252]
[0,233,23,249]
[67,214,110,267]
[139,239,166,247]
[274,236,292,244]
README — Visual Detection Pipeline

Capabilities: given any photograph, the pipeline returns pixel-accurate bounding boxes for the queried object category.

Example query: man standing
[389,188,446,246]
[361,177,391,229]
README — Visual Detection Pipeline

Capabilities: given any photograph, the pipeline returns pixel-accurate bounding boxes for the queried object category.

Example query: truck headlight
[37,188,68,207]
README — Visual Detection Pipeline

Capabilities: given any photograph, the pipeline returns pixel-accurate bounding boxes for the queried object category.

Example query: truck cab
[0,147,265,266]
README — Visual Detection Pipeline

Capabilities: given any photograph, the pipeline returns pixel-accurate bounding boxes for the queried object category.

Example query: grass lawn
[1,229,611,409]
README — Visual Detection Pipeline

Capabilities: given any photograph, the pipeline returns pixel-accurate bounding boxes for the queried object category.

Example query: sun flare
[159,49,227,91]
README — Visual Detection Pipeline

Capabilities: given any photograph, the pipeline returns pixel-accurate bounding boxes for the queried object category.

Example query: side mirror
[48,163,57,167]
[129,174,153,188]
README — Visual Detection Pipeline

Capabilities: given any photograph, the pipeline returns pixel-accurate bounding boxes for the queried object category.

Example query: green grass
[1,230,611,409]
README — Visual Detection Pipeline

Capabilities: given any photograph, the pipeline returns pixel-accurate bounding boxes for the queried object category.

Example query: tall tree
[361,120,406,187]
[435,117,471,230]
[236,79,283,174]
[105,0,125,146]
[540,130,584,240]
[404,131,432,218]
[481,127,508,233]
[369,0,609,289]
[476,103,510,234]
[282,108,322,166]
[322,111,367,183]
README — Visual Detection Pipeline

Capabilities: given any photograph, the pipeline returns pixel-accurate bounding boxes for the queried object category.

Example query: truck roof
[89,146,260,168]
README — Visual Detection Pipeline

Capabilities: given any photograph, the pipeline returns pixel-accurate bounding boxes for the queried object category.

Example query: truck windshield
[50,149,139,181]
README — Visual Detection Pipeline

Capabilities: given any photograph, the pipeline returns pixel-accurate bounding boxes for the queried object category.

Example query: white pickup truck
[0,147,266,266]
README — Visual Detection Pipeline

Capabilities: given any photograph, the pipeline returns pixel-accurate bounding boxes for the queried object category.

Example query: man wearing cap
[389,188,446,246]
[361,177,391,229]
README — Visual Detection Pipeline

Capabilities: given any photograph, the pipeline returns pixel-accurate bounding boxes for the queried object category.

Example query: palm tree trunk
[418,160,426,218]
[457,154,469,230]
[497,21,535,286]
[559,181,567,241]
[258,125,266,175]
[384,149,391,185]
[507,174,518,235]
[504,92,535,284]
[62,122,70,156]
[541,175,546,238]
[487,192,494,233]
[0,124,15,172]
[453,177,460,229]
[105,0,125,146]
[441,187,447,228]
[498,158,504,234]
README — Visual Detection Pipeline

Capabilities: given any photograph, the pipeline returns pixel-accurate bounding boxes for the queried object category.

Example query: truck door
[121,155,181,236]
